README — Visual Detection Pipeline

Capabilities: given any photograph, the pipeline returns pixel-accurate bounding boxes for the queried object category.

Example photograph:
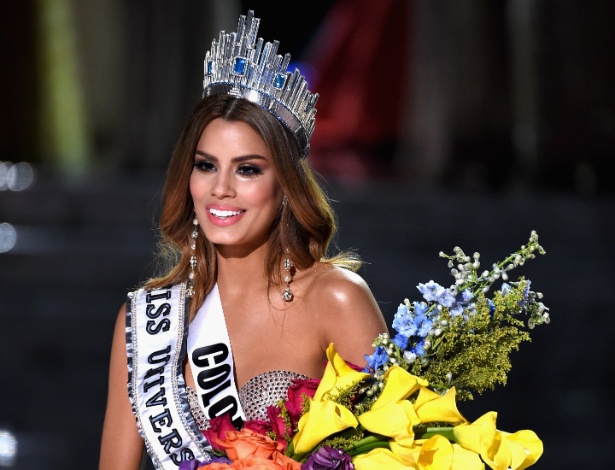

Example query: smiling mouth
[208,208,244,219]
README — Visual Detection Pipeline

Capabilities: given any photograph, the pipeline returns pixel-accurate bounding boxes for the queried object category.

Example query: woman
[100,11,387,470]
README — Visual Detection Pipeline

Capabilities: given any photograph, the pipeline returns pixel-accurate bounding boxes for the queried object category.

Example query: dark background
[1,1,614,468]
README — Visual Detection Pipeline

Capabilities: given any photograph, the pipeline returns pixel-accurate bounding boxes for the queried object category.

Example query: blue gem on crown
[233,57,248,76]
[273,73,286,89]
[202,10,318,158]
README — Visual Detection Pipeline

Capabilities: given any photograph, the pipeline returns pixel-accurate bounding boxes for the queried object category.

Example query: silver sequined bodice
[187,370,308,430]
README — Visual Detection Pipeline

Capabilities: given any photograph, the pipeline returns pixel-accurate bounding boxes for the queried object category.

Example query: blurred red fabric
[305,0,410,179]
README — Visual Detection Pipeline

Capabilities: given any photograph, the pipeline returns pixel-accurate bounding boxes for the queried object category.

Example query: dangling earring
[186,216,199,298]
[282,252,294,302]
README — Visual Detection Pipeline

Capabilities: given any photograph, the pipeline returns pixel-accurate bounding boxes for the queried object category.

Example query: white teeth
[209,208,242,218]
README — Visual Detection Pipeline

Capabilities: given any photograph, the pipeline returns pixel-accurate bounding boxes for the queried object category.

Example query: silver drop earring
[186,216,199,298]
[282,253,294,302]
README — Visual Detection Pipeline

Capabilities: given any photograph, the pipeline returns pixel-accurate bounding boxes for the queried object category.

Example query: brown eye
[237,164,262,177]
[193,161,216,172]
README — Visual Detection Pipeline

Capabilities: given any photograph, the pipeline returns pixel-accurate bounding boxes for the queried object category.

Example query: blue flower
[519,280,532,308]
[449,289,474,317]
[365,346,389,370]
[417,281,445,302]
[436,288,456,308]
[392,333,409,349]
[414,301,429,317]
[416,315,433,338]
[449,304,464,317]
[392,304,416,337]
[461,289,474,303]
[412,339,428,357]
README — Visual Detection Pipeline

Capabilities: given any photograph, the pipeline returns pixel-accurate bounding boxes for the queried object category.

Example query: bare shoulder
[305,262,376,308]
[302,263,388,366]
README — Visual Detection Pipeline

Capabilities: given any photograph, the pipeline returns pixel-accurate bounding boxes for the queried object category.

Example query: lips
[209,208,243,218]
[205,205,246,226]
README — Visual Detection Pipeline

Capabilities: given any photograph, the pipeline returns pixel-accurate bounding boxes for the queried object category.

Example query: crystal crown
[203,10,318,157]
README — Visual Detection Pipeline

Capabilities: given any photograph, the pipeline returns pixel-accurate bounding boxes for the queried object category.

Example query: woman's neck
[214,243,270,296]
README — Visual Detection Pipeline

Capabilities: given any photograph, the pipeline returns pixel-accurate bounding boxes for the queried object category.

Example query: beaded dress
[187,371,308,430]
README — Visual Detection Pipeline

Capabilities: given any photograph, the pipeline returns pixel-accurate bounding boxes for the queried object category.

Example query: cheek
[243,176,282,211]
[189,172,203,201]
[250,183,282,212]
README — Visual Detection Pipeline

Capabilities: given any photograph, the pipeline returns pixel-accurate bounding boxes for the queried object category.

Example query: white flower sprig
[364,231,550,401]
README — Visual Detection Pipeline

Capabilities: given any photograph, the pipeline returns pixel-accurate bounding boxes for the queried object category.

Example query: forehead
[197,118,270,157]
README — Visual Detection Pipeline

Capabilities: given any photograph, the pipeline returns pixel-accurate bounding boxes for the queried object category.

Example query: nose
[210,171,236,199]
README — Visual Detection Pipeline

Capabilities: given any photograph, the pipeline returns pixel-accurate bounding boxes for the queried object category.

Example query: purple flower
[302,445,354,470]
[178,460,202,470]
[178,456,232,470]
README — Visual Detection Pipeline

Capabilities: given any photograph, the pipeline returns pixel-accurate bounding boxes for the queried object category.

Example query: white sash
[127,283,211,469]
[187,284,245,428]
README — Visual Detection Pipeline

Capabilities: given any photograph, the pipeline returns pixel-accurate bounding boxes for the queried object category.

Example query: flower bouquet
[181,231,549,469]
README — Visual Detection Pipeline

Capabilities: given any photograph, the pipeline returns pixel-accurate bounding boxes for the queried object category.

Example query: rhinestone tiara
[203,10,319,157]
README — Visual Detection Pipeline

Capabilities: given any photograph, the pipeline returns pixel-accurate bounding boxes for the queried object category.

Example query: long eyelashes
[192,160,263,178]
[236,165,263,177]
[193,161,215,172]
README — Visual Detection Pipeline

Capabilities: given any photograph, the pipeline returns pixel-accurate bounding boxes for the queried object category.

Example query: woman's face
[190,118,283,254]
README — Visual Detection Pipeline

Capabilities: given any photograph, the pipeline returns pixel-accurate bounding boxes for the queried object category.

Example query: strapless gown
[187,370,308,430]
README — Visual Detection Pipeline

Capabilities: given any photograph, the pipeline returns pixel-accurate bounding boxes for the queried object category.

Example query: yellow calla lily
[451,411,498,455]
[503,430,543,469]
[450,443,485,470]
[485,432,513,470]
[390,434,453,469]
[292,399,358,455]
[359,399,421,447]
[390,435,484,470]
[292,344,370,455]
[416,434,454,469]
[353,447,417,470]
[371,366,428,410]
[314,343,371,401]
[453,412,542,470]
[482,429,543,470]
[413,387,468,425]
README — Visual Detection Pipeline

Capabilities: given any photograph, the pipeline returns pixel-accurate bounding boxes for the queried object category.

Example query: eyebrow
[194,150,268,163]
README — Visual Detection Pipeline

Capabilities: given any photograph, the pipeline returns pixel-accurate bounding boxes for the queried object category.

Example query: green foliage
[409,281,532,400]
[368,232,550,402]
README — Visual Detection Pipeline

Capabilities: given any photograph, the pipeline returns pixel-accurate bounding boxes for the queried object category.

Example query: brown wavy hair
[145,95,360,318]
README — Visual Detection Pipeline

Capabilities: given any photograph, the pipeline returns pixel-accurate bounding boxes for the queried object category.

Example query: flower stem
[348,435,391,456]
[416,426,456,441]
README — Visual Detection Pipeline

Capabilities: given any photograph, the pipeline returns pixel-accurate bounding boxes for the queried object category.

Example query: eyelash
[192,161,263,178]
[193,161,215,172]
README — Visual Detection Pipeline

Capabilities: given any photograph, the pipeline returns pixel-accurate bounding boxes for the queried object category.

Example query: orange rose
[230,457,284,469]
[271,451,302,470]
[218,428,283,461]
